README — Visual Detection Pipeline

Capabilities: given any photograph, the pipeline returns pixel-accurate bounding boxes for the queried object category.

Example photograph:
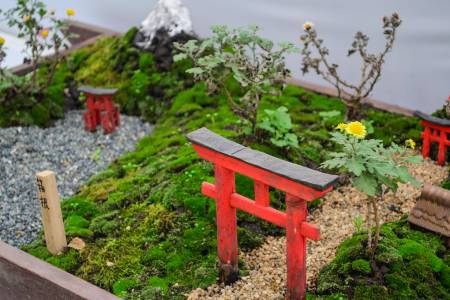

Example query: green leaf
[173,53,187,62]
[186,67,204,75]
[352,175,378,196]
[377,174,399,192]
[403,155,423,163]
[397,166,421,187]
[347,158,365,176]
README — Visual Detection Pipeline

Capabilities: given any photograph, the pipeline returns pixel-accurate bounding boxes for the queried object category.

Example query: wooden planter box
[0,241,119,300]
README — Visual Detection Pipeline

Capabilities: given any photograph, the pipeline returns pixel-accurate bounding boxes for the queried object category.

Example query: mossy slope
[312,218,450,300]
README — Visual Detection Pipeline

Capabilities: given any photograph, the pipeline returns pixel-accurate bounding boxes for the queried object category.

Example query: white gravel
[0,110,153,247]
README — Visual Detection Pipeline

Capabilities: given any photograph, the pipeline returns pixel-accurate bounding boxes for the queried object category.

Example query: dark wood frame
[0,241,119,300]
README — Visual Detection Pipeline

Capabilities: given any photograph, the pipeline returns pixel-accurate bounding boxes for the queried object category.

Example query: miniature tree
[322,121,421,272]
[0,0,76,91]
[300,13,402,120]
[174,25,297,135]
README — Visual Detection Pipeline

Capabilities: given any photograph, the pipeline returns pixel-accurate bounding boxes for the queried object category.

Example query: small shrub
[258,106,299,149]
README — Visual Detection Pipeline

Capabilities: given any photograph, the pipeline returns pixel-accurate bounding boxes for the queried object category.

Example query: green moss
[61,196,99,219]
[112,278,138,297]
[64,215,93,238]
[314,219,450,299]
[351,259,371,275]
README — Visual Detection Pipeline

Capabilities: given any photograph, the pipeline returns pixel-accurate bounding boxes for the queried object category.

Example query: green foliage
[174,25,296,133]
[315,219,450,299]
[258,106,299,148]
[323,130,421,196]
[0,1,76,127]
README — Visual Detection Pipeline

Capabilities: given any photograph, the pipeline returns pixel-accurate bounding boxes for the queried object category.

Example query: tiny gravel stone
[0,110,153,247]
[187,158,447,299]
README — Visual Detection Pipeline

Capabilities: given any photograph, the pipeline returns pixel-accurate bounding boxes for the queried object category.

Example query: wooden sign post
[36,170,67,255]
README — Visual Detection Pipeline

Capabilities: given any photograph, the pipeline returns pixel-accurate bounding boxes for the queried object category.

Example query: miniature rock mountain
[409,184,450,239]
[133,0,195,70]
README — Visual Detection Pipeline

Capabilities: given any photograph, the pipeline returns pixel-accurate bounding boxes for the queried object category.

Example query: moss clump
[351,259,371,275]
[315,218,450,299]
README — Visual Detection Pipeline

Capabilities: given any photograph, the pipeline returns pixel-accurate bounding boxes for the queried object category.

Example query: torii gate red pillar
[188,128,337,300]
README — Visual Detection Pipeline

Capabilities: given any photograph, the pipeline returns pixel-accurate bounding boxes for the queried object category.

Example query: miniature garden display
[0,1,449,300]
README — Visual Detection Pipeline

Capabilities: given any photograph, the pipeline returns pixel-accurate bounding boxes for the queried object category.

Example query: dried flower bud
[23,15,31,22]
[303,22,314,31]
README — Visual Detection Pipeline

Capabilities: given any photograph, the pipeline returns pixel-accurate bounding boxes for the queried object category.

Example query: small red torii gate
[187,128,338,300]
[80,86,120,134]
[415,110,450,166]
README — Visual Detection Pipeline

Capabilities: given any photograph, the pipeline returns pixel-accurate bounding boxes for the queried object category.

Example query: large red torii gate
[187,128,338,300]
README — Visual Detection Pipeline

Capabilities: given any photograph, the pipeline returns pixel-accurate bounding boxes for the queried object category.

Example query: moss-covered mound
[312,218,450,300]
[20,30,432,299]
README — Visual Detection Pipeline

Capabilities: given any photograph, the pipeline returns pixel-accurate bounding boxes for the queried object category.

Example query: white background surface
[1,0,450,113]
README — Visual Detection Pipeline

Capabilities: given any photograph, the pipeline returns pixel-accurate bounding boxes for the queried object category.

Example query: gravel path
[0,111,153,247]
[188,158,448,299]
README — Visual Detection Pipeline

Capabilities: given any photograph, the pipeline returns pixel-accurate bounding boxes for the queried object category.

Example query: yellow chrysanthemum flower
[405,139,416,149]
[336,123,347,131]
[23,15,31,22]
[66,8,75,17]
[40,29,49,38]
[0,36,5,46]
[303,22,314,31]
[345,121,366,139]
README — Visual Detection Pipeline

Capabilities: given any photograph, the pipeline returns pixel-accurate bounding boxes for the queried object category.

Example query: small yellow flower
[66,8,75,17]
[23,15,31,22]
[405,139,416,149]
[345,121,367,139]
[40,29,49,39]
[336,123,347,131]
[303,22,314,31]
[0,36,5,46]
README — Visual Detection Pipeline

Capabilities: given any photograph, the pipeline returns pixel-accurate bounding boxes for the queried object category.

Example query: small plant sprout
[91,148,102,163]
[300,13,402,120]
[353,214,363,234]
[174,25,297,135]
[258,106,298,149]
[322,121,422,269]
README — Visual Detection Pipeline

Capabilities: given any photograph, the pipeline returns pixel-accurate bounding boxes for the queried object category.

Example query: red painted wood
[420,120,450,165]
[254,181,270,207]
[202,182,287,228]
[192,136,334,300]
[83,92,119,134]
[214,165,239,284]
[421,123,431,158]
[193,144,331,201]
[438,129,447,165]
[285,193,308,300]
[301,222,320,241]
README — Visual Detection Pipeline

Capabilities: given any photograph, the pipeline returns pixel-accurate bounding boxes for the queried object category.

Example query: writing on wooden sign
[36,178,49,209]
[36,171,67,255]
